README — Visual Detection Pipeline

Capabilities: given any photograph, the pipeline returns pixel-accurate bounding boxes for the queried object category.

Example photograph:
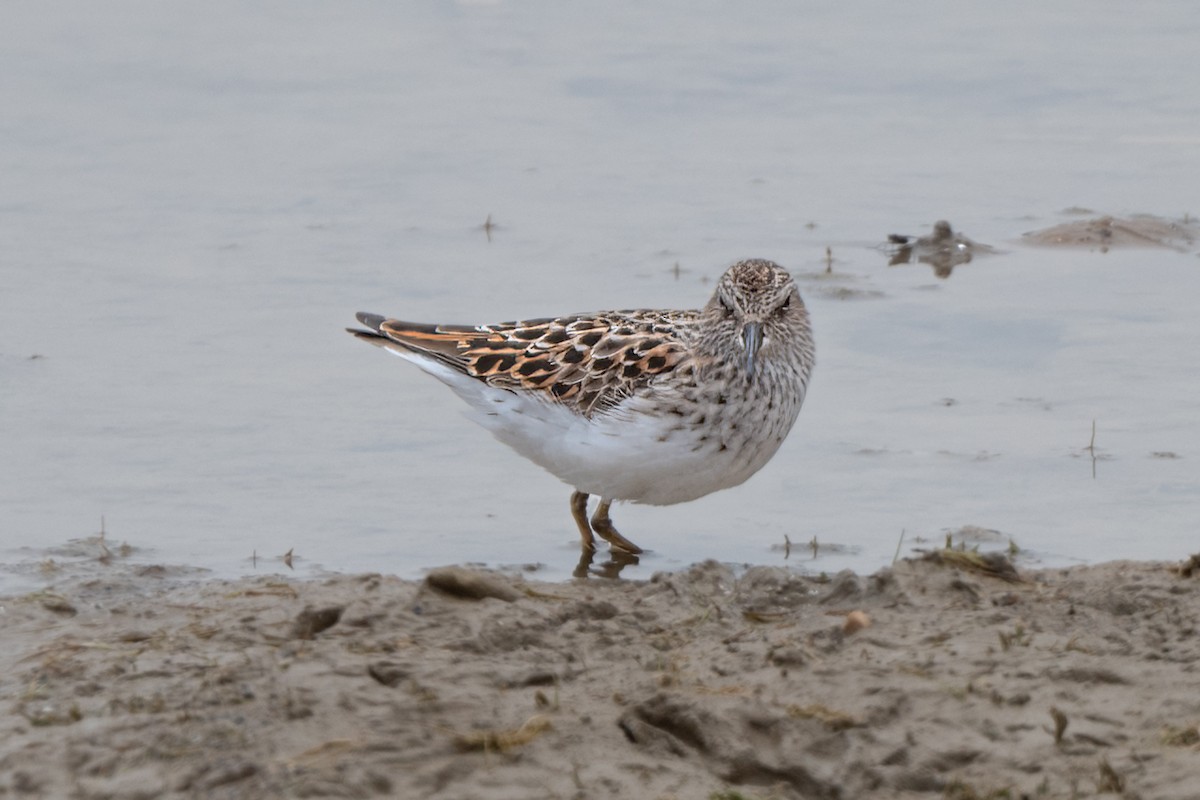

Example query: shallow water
[2,2,1199,591]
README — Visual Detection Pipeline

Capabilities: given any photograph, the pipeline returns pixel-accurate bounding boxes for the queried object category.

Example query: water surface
[2,2,1198,590]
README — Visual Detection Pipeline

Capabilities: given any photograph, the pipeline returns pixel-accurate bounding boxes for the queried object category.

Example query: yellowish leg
[570,491,598,551]
[590,498,644,554]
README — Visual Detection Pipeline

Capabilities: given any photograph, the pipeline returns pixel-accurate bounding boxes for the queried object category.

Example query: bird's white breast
[396,348,804,505]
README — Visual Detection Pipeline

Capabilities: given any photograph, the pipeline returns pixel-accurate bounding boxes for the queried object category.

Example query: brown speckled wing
[374,312,694,417]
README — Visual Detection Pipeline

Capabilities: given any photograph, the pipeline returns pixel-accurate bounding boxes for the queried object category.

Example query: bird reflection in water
[574,546,640,579]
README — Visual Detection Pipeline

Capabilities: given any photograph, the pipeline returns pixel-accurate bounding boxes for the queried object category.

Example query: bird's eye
[775,297,791,316]
[719,297,735,316]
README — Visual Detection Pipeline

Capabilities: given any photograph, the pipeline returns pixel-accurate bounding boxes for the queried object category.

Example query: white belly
[391,350,804,505]
[467,375,800,505]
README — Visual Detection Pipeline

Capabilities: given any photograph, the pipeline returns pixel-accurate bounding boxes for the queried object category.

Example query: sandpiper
[348,259,815,554]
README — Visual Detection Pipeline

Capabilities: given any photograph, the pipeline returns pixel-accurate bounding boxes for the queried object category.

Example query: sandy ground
[2,547,1198,800]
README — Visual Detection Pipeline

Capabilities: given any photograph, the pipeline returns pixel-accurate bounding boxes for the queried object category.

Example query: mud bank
[2,554,1198,799]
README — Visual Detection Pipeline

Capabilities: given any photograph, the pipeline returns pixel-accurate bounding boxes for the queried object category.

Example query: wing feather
[351,311,696,417]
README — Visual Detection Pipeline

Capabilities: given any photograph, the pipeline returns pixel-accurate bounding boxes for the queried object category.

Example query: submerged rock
[1021,214,1199,251]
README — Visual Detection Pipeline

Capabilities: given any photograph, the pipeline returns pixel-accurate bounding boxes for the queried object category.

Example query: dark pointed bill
[742,322,763,378]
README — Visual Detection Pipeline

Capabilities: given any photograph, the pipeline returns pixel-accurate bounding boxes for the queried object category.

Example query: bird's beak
[742,322,763,378]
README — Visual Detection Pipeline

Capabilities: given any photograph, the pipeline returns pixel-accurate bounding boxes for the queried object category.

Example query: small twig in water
[893,529,906,565]
[1087,420,1098,479]
[97,516,112,564]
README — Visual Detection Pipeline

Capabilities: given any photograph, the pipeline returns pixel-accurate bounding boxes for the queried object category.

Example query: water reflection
[884,220,997,278]
[573,546,640,579]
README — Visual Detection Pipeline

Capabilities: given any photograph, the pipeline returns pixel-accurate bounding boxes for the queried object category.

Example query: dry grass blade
[227,582,299,599]
[24,590,77,616]
[288,739,363,768]
[1161,724,1200,747]
[1048,706,1068,744]
[455,715,552,753]
[786,703,858,731]
[919,548,1021,583]
[1096,757,1125,792]
[520,586,572,601]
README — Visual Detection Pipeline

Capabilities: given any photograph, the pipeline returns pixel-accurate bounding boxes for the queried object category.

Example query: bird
[347,258,815,555]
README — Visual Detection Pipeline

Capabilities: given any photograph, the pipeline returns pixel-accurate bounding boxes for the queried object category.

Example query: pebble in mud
[423,566,521,602]
[289,605,345,639]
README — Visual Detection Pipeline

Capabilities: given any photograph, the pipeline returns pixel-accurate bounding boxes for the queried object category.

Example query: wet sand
[2,551,1198,799]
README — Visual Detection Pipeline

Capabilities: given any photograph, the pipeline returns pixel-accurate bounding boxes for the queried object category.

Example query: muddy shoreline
[2,552,1198,799]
